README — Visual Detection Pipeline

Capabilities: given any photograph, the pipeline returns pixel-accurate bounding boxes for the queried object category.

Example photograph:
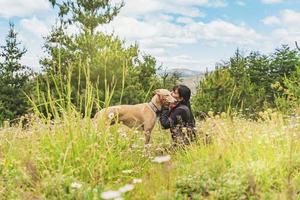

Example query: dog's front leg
[144,130,151,144]
[143,120,155,145]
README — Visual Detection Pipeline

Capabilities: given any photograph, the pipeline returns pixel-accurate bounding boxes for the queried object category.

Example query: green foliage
[193,46,300,118]
[274,65,300,113]
[0,23,33,125]
[175,170,254,200]
[40,0,163,117]
[49,0,124,34]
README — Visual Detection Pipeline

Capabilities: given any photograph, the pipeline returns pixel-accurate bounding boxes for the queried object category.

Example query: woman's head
[171,85,191,103]
[171,84,195,125]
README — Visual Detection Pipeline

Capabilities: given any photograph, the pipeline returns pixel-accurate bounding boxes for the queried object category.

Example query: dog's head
[153,89,177,107]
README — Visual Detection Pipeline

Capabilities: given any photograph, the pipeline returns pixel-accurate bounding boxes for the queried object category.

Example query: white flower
[132,179,142,184]
[152,155,171,163]
[108,112,114,119]
[118,184,134,193]
[114,198,123,200]
[122,169,133,174]
[120,133,127,138]
[101,190,121,199]
[70,182,82,189]
[131,144,139,149]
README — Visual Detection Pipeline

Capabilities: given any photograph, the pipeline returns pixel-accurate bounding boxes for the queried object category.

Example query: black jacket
[159,103,195,129]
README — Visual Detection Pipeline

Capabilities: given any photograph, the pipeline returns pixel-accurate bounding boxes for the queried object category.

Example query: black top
[159,103,195,129]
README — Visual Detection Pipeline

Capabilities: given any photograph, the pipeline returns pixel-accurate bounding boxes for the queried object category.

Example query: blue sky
[0,0,300,72]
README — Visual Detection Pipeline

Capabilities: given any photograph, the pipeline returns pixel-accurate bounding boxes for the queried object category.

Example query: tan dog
[94,89,177,144]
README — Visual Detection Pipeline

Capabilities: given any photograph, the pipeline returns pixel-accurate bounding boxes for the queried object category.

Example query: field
[1,110,300,199]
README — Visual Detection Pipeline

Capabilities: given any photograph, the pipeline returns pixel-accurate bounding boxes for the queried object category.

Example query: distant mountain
[180,75,203,94]
[157,68,204,93]
[157,68,204,77]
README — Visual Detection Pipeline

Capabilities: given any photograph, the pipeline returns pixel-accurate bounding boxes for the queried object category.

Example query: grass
[1,109,300,199]
[1,59,300,199]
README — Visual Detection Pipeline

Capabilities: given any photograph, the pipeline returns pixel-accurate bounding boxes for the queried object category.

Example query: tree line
[192,46,300,118]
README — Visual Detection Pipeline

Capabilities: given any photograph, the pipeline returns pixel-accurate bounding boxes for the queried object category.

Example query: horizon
[0,0,300,72]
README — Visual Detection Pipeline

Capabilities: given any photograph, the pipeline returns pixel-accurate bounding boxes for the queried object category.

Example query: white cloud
[261,0,282,4]
[118,0,225,18]
[20,16,50,37]
[103,0,266,70]
[190,20,264,46]
[17,15,55,71]
[280,9,300,25]
[176,17,195,24]
[261,16,281,25]
[261,9,300,48]
[262,9,300,27]
[0,0,50,18]
[98,8,264,71]
[101,0,265,71]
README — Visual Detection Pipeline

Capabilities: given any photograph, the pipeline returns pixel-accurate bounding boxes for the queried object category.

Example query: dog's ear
[153,89,161,95]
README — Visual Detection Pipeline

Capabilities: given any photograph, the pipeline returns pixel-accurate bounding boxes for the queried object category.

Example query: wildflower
[131,144,139,149]
[119,184,134,193]
[122,169,133,174]
[108,112,115,119]
[120,133,127,138]
[132,179,142,184]
[70,182,82,189]
[152,155,171,163]
[101,190,121,199]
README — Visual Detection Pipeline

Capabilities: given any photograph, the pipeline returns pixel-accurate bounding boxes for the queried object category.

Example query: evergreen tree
[0,23,33,124]
[49,0,124,34]
[192,45,300,118]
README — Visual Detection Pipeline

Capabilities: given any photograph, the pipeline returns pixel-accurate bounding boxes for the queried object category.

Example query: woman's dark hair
[173,84,195,125]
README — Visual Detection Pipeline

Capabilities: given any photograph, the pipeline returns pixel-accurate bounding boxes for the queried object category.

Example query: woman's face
[171,89,183,102]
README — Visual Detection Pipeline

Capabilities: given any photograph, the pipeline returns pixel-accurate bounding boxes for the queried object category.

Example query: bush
[192,46,300,118]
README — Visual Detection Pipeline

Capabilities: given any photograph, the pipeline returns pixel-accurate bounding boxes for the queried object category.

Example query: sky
[0,0,300,72]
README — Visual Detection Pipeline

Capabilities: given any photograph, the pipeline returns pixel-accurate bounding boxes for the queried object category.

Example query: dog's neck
[148,95,162,113]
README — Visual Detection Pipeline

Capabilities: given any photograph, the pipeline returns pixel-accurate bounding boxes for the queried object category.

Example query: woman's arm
[159,108,187,129]
[159,108,171,129]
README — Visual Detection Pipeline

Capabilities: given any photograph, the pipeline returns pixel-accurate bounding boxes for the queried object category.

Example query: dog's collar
[148,101,161,114]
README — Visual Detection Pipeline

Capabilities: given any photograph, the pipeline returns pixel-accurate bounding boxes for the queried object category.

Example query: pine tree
[0,23,33,124]
[49,0,124,35]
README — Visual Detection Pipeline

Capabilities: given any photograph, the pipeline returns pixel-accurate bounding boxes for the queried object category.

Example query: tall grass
[1,59,300,199]
[0,58,155,199]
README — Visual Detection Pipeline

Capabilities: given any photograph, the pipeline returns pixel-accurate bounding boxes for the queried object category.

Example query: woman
[159,85,197,145]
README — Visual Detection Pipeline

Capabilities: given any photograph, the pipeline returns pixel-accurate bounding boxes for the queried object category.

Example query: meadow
[1,108,300,199]
[1,0,300,199]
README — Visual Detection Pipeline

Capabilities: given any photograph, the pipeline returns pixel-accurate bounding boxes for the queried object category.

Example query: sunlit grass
[1,110,300,199]
[1,57,300,199]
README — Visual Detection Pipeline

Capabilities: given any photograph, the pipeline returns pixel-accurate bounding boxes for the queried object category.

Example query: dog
[93,89,177,144]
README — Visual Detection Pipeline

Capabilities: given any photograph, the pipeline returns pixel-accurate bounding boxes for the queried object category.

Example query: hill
[158,68,205,93]
[157,68,204,77]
